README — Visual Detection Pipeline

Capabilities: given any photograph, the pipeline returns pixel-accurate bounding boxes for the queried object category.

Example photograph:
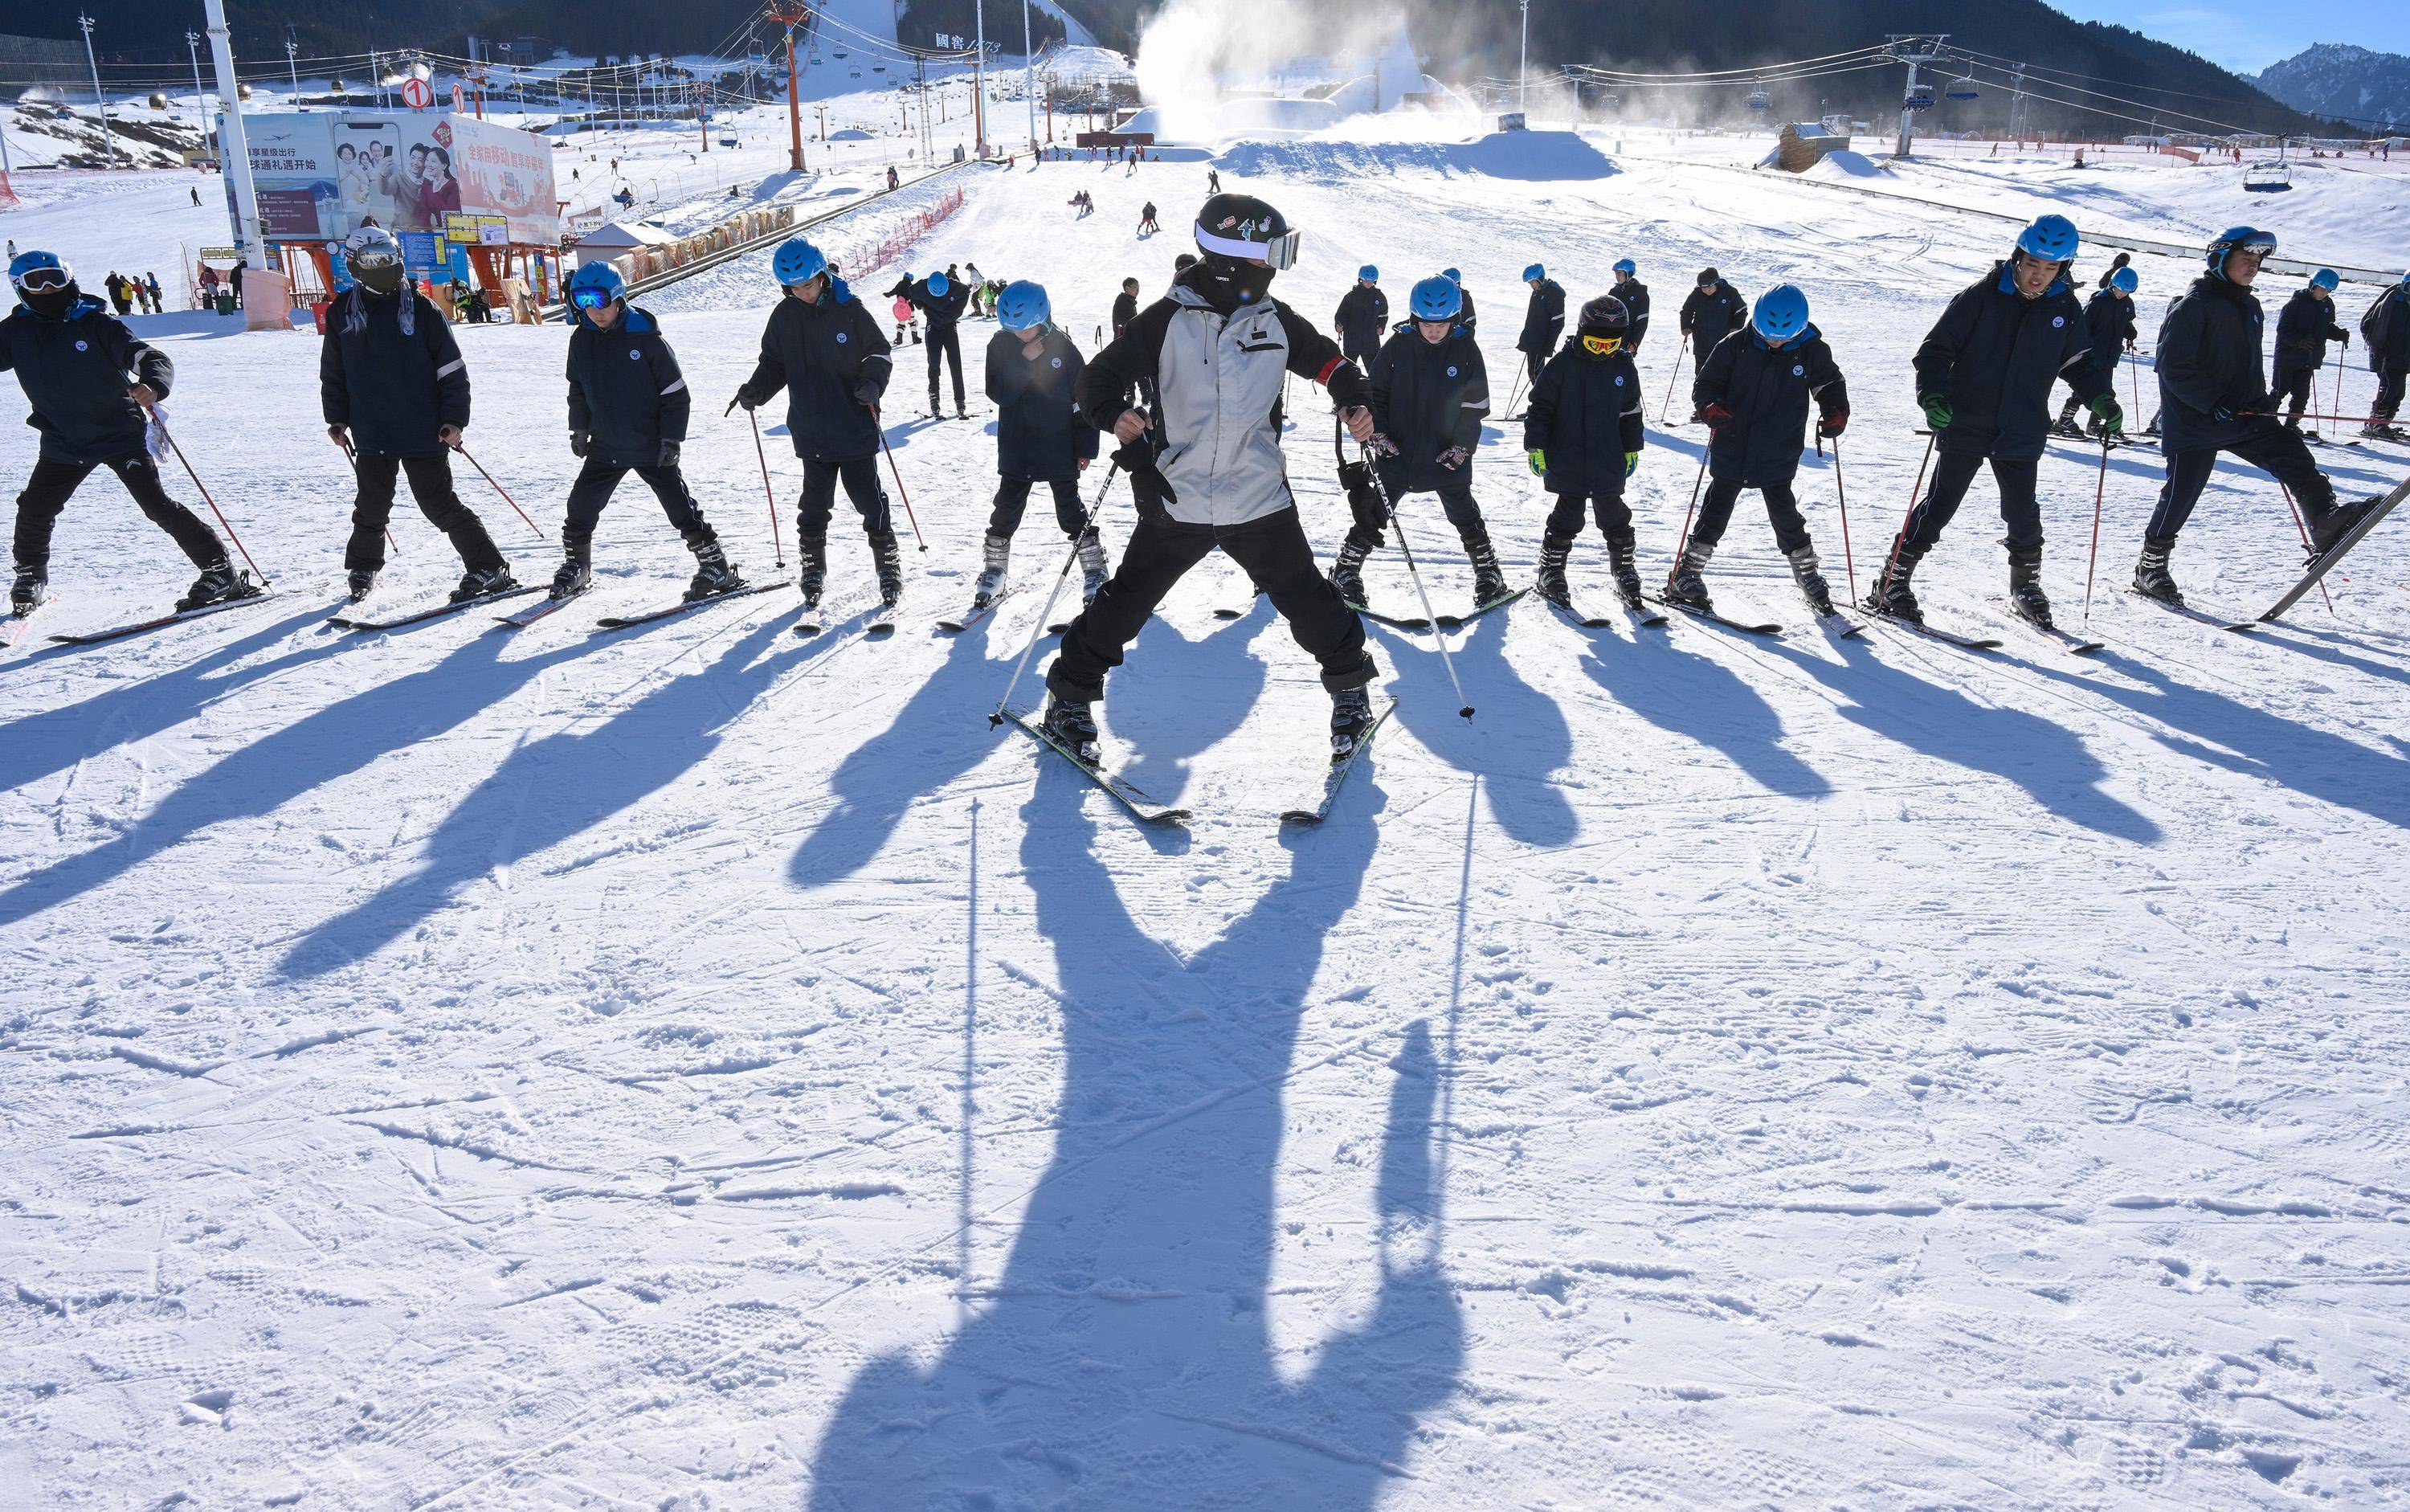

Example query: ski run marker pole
[869,406,929,551]
[149,406,269,586]
[451,442,549,541]
[989,464,1118,728]
[748,408,786,570]
[1362,443,1474,721]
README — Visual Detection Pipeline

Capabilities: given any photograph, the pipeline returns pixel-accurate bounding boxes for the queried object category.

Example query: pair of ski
[1852,602,2104,656]
[999,698,1399,828]
[22,586,276,650]
[1341,587,1530,633]
[331,578,790,635]
[2113,476,2406,630]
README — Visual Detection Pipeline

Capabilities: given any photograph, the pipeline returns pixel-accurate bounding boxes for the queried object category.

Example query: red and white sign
[451,83,466,113]
[400,77,433,109]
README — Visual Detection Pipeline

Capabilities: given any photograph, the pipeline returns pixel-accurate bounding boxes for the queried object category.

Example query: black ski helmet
[1578,294,1632,343]
[1697,267,1720,288]
[1193,192,1299,304]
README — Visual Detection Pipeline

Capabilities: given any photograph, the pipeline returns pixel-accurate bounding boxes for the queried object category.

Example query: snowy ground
[5,113,2410,1510]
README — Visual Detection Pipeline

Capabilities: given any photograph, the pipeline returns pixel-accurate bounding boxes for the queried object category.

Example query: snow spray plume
[1134,0,1422,141]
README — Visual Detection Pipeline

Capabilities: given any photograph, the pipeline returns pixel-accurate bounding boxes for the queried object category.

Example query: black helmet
[1697,267,1720,288]
[1194,192,1300,269]
[1577,294,1632,353]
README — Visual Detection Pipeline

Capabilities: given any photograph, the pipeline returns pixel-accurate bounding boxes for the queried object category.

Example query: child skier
[2272,268,2347,438]
[1526,293,1646,611]
[321,227,513,603]
[3,250,248,615]
[2056,266,2139,438]
[552,260,737,603]
[730,237,901,611]
[1667,284,1850,617]
[972,280,1104,611]
[1342,275,1500,609]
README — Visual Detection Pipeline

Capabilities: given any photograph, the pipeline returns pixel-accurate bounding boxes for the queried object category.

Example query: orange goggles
[1581,333,1624,356]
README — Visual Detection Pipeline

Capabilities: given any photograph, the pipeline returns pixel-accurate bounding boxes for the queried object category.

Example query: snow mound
[1217,131,1616,182]
[1808,149,1887,178]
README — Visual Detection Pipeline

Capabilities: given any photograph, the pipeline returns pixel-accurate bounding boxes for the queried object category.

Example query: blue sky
[2044,0,2392,74]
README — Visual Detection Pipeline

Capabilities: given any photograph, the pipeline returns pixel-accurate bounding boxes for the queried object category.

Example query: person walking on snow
[1665,284,1850,617]
[1866,215,2121,630]
[908,269,970,419]
[1339,275,1500,608]
[972,280,1105,611]
[729,237,901,611]
[2131,227,2385,605]
[3,251,247,617]
[1045,192,1383,765]
[2272,268,2347,439]
[1679,268,1748,384]
[1611,258,1650,352]
[2361,269,2410,440]
[1513,263,1566,410]
[321,227,513,605]
[1439,268,1477,334]
[2056,266,2139,438]
[1526,292,1647,612]
[551,261,737,603]
[1334,265,1387,368]
[1110,277,1141,341]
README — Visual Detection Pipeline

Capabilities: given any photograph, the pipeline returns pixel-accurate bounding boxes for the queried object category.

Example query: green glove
[1526,450,1546,477]
[1920,394,1954,431]
[1624,451,1640,479]
[2085,392,2125,435]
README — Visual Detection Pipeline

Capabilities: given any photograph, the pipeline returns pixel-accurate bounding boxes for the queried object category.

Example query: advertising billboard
[231,110,559,247]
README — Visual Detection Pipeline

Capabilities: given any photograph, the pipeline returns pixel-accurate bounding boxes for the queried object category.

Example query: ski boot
[2131,535,2183,605]
[954,406,969,422]
[972,532,1010,608]
[1604,529,1644,610]
[1040,692,1100,764]
[178,559,257,612]
[684,537,741,601]
[2308,495,2383,558]
[2050,412,2087,440]
[345,569,378,603]
[1863,542,1926,623]
[930,397,946,420]
[1786,545,1836,617]
[797,533,828,609]
[2006,546,2053,629]
[870,529,905,608]
[1467,535,1509,606]
[1534,537,1573,609]
[1329,684,1375,764]
[450,563,517,604]
[549,548,590,601]
[1662,541,1714,613]
[12,562,48,616]
[1328,538,1371,606]
[1075,528,1109,604]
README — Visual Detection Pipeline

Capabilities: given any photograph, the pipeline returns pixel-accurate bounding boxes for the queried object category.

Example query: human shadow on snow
[1383,611,1579,846]
[1579,624,1836,803]
[803,777,1463,1510]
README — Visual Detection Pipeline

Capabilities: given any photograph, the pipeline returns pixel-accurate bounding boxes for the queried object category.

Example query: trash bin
[215,290,236,316]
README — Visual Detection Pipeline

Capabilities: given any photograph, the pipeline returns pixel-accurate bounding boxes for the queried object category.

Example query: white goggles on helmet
[1195,223,1301,272]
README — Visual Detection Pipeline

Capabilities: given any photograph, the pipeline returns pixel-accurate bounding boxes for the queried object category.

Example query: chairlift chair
[2244,161,2293,192]
[1946,74,1979,101]
[1905,85,1937,111]
[1746,86,1773,112]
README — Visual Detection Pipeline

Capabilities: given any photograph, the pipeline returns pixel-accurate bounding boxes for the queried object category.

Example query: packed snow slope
[6,122,2410,1509]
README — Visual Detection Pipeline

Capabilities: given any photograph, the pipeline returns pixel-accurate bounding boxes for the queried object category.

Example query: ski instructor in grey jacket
[1042,193,1384,765]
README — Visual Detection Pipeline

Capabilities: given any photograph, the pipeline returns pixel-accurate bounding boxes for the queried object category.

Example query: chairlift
[850,66,863,78]
[1746,86,1772,112]
[1904,84,1937,111]
[2245,147,2293,192]
[1945,73,1979,101]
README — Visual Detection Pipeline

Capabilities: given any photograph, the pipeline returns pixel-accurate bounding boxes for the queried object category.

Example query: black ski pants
[2376,368,2407,422]
[989,475,1084,537]
[2272,363,2317,426]
[1692,466,1810,554]
[346,451,504,576]
[13,452,224,573]
[562,457,713,554]
[1371,464,1489,552]
[1898,447,2043,555]
[1543,488,1633,544]
[925,324,966,411]
[1048,505,1370,705]
[2147,422,2334,541]
[799,455,891,539]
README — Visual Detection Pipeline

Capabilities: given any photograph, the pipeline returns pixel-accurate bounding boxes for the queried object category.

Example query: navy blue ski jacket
[2155,274,2273,454]
[1522,342,1644,497]
[1914,261,2102,461]
[737,279,893,464]
[320,287,470,457]
[0,293,171,464]
[1695,325,1848,485]
[986,325,1098,482]
[566,304,689,466]
[2273,289,2347,376]
[1680,282,1748,361]
[1334,284,1389,362]
[1368,324,1489,493]
[1614,279,1652,349]
[1516,279,1566,362]
[2078,288,2137,388]
[909,276,971,329]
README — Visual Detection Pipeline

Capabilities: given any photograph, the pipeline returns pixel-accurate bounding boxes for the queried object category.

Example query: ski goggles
[12,266,71,292]
[569,286,615,309]
[1581,333,1624,356]
[1193,223,1302,271]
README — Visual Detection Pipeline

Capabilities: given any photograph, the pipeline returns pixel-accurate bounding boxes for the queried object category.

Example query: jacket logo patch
[75,340,88,352]
[2053,316,2065,327]
[1793,364,1804,376]
[629,349,643,360]
[1615,375,1624,386]
[1051,357,1063,367]
[835,332,848,344]
[1446,366,1458,377]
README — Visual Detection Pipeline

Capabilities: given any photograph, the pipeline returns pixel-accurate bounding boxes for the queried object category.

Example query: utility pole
[1883,34,1951,160]
[1518,0,1530,111]
[1023,0,1036,153]
[202,0,263,275]
[78,14,117,170]
[770,2,810,171]
[186,31,207,143]
[2009,62,2029,142]
[974,0,988,158]
[285,35,300,96]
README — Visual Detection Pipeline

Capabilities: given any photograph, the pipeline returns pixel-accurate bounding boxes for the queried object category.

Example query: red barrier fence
[850,187,965,279]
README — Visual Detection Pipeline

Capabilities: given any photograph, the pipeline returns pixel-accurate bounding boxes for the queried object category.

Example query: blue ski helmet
[772,237,828,288]
[6,249,71,291]
[1612,257,1637,276]
[566,259,626,311]
[1522,263,1546,282]
[2109,267,2138,295]
[2015,213,2080,264]
[1440,267,1461,282]
[995,278,1050,332]
[1752,284,1810,342]
[2309,268,2339,292]
[1357,264,1379,282]
[1409,275,1463,321]
[925,270,950,296]
[2206,225,2275,279]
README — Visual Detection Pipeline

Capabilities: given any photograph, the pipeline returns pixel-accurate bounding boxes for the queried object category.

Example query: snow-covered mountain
[2257,43,2410,131]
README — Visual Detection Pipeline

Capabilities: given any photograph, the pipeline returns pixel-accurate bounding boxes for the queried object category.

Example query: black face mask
[353,263,405,296]
[1196,252,1275,312]
[22,283,78,319]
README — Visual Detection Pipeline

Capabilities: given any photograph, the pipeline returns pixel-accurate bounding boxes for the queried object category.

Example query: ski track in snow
[3,115,2410,1509]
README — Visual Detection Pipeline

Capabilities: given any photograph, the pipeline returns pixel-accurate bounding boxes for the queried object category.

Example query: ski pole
[1828,434,1857,607]
[869,406,929,551]
[149,407,269,586]
[1880,431,1939,589]
[336,434,399,556]
[1669,442,1710,566]
[1656,343,1689,425]
[990,464,1117,728]
[450,441,549,541]
[2276,481,2336,615]
[1503,353,1528,421]
[2332,353,2343,423]
[2127,347,2142,423]
[2241,409,2382,425]
[1363,444,1474,721]
[2081,436,2108,628]
[747,407,786,570]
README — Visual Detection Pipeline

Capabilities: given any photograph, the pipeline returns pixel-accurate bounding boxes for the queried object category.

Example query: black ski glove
[1112,439,1176,517]
[658,439,680,469]
[570,431,591,459]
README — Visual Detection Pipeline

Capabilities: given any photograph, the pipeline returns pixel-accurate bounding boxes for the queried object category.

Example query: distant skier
[1513,262,1566,401]
[1867,215,2120,630]
[2272,268,2347,438]
[2056,266,2138,438]
[2132,227,2383,605]
[1665,284,1849,618]
[1679,268,1747,372]
[729,237,901,611]
[972,280,1104,612]
[321,227,513,605]
[1138,201,1158,235]
[1111,276,1140,340]
[551,261,736,603]
[2,250,247,616]
[1440,267,1477,333]
[1344,275,1499,607]
[1333,264,1387,367]
[1206,169,1221,194]
[1611,257,1649,352]
[909,268,970,419]
[2361,268,2410,440]
[1048,192,1382,765]
[1526,293,1646,612]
